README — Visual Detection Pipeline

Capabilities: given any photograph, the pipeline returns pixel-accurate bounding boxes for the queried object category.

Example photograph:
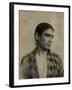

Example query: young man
[20,23,64,79]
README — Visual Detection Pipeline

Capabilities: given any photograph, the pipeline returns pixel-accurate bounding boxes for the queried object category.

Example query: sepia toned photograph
[9,2,70,87]
[19,11,64,79]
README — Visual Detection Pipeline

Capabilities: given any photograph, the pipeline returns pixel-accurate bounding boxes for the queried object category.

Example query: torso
[35,52,47,78]
[20,49,64,79]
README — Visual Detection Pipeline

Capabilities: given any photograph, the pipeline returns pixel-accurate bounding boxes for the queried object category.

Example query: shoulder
[20,50,35,66]
[51,51,60,58]
[20,53,31,65]
[51,52,62,64]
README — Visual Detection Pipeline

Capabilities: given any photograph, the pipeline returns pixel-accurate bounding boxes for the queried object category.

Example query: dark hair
[34,23,54,36]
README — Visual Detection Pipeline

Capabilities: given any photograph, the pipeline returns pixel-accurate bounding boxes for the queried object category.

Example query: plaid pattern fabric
[20,48,64,79]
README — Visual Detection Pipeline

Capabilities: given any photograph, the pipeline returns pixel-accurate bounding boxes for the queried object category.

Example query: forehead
[42,28,54,35]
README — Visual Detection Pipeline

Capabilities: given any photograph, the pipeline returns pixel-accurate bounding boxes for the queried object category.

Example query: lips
[46,43,51,47]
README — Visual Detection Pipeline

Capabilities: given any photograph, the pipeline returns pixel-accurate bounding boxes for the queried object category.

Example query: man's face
[38,29,54,50]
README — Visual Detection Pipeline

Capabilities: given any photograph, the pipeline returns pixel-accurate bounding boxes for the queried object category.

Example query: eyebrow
[44,33,54,37]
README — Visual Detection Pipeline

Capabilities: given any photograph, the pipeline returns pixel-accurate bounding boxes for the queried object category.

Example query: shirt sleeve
[57,56,64,77]
[19,56,25,79]
[19,54,32,79]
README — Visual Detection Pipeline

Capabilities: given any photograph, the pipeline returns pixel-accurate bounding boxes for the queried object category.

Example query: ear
[35,33,39,41]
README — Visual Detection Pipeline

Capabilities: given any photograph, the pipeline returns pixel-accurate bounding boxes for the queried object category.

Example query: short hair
[34,23,54,36]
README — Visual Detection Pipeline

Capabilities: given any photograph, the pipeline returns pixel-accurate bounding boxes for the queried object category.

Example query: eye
[44,34,50,37]
[44,34,54,38]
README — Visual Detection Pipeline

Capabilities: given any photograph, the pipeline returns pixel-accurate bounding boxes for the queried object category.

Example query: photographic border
[9,2,70,88]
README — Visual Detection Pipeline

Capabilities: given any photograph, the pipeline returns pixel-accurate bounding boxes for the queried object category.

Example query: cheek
[41,37,49,43]
[40,37,48,45]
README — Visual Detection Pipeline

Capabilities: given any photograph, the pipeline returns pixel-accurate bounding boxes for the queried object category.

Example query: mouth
[47,43,51,47]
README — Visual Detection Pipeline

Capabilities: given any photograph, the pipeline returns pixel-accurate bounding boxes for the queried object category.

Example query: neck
[37,46,50,56]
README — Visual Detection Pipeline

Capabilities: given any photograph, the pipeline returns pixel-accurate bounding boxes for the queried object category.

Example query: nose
[48,40,52,44]
[49,40,52,42]
[49,36,52,41]
[48,36,53,44]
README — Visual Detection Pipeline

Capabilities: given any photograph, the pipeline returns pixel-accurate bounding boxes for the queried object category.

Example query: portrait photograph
[9,2,70,87]
[19,10,64,79]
